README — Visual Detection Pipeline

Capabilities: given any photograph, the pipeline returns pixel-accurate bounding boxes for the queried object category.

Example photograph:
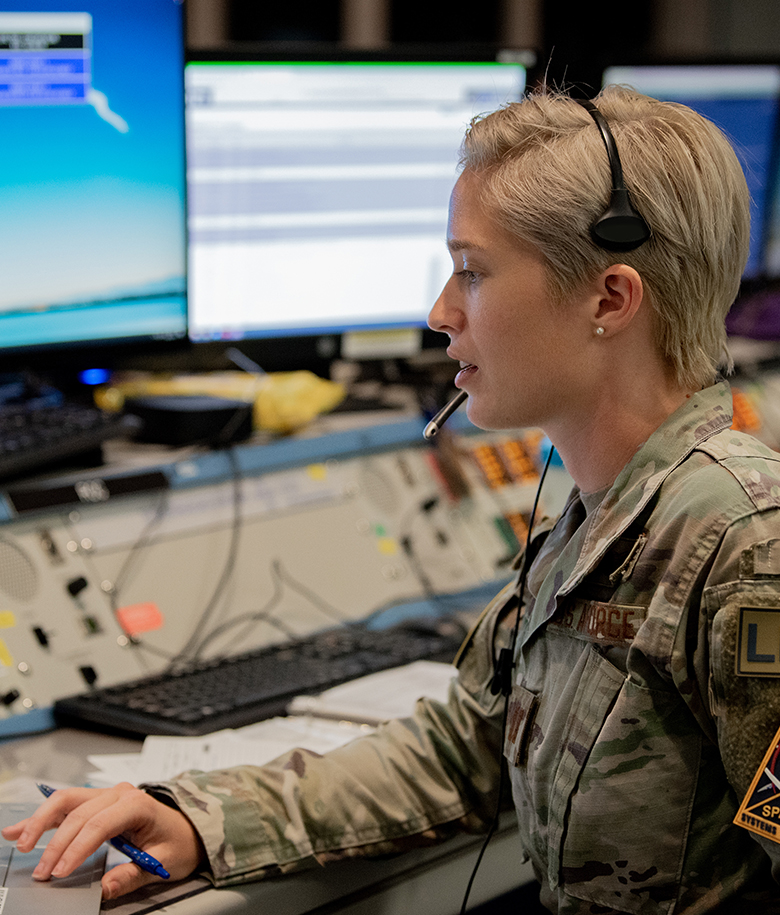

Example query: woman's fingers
[1,786,96,852]
[1,783,206,898]
[17,785,137,880]
[101,861,162,900]
[0,817,31,843]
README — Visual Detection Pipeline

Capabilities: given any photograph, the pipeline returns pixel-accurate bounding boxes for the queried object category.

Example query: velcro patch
[551,600,646,645]
[736,607,780,677]
[735,721,780,844]
[503,684,537,767]
[740,539,780,578]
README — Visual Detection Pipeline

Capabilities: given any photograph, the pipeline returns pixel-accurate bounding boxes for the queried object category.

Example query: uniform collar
[556,380,733,598]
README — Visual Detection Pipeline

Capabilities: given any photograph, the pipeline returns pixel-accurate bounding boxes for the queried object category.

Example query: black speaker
[125,395,254,447]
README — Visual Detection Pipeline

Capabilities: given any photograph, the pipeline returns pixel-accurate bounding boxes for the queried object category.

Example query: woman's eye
[456,269,478,284]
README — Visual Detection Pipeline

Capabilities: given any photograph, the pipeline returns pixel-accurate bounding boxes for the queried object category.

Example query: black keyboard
[0,402,140,481]
[54,617,467,738]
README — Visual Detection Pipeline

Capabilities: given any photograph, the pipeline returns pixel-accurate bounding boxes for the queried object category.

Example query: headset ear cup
[592,188,651,251]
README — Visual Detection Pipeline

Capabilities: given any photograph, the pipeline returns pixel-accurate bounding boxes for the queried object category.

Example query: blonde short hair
[460,85,751,390]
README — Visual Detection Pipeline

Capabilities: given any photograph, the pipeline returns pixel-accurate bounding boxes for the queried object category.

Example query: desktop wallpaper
[0,0,187,349]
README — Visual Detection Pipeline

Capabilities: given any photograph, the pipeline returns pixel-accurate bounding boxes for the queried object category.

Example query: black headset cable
[459,443,556,914]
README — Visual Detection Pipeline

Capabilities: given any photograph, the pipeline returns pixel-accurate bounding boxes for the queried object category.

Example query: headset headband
[576,98,651,252]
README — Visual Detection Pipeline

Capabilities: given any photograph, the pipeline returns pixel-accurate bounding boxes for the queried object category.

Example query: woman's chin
[466,398,532,432]
[465,400,500,432]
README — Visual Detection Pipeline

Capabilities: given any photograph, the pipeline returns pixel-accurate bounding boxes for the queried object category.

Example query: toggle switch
[66,576,89,598]
[79,665,98,686]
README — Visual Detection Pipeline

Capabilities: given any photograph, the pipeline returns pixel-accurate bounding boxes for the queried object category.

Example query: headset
[576,97,651,252]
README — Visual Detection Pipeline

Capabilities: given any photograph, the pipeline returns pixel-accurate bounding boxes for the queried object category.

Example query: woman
[6,86,780,913]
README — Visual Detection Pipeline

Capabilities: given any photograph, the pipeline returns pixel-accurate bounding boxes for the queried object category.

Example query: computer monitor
[185,51,527,356]
[0,0,188,368]
[602,63,780,281]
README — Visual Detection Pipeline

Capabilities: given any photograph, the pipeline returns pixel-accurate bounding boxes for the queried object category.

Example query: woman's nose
[428,277,459,334]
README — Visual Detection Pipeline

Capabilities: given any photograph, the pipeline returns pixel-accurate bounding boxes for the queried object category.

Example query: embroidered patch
[503,684,537,767]
[740,540,780,579]
[736,607,780,677]
[552,600,646,645]
[735,721,780,843]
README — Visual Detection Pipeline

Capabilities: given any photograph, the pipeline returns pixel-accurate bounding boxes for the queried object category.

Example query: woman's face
[428,170,593,434]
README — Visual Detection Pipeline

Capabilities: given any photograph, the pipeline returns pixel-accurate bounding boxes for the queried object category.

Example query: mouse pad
[0,803,105,914]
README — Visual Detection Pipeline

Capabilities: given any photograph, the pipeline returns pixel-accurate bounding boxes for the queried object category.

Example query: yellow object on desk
[94,370,346,435]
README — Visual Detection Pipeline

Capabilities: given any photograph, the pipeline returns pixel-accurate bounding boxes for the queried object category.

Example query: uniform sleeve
[703,509,780,874]
[143,584,519,887]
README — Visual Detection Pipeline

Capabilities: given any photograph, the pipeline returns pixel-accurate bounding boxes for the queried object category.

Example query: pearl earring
[595,326,605,336]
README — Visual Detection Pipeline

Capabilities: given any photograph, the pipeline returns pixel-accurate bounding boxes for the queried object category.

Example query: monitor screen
[185,55,527,344]
[602,64,780,280]
[0,0,188,358]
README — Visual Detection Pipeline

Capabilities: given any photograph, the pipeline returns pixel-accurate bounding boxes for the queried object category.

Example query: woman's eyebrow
[446,238,488,254]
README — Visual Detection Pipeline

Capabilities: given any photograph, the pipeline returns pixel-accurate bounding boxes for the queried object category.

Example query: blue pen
[36,783,170,879]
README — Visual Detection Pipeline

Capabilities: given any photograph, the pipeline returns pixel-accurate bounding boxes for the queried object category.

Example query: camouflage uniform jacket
[149,381,780,914]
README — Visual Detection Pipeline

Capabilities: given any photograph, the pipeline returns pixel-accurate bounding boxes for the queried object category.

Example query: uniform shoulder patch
[736,607,780,677]
[735,720,780,843]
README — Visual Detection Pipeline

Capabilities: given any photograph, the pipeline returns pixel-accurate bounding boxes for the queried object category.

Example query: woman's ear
[591,264,644,337]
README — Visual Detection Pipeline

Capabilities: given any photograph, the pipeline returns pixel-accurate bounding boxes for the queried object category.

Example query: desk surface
[0,728,533,915]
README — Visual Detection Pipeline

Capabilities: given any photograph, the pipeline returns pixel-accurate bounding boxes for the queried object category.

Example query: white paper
[287,659,455,726]
[86,717,370,786]
[86,753,146,786]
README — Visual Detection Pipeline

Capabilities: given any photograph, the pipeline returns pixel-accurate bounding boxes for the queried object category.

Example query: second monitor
[185,52,527,348]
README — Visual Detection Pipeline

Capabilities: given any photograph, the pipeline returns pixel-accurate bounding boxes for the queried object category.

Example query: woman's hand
[1,783,206,899]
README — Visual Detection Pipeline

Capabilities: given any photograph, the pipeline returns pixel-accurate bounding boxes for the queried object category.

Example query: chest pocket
[513,644,700,915]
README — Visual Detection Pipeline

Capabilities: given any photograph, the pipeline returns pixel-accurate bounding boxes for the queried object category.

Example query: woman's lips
[455,362,477,386]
